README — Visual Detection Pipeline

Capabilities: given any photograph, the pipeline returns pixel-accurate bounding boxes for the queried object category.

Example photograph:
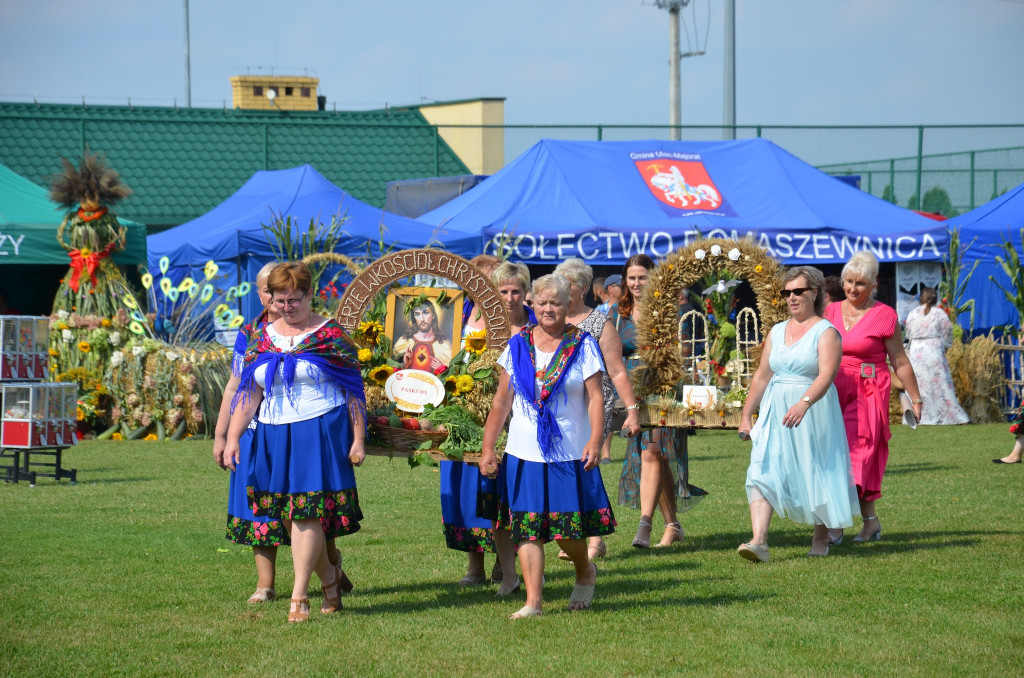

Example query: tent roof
[146,164,478,268]
[0,161,146,265]
[945,181,1024,331]
[420,138,947,265]
[0,102,470,226]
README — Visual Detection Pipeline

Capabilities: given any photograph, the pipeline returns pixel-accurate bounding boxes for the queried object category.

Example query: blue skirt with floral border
[440,460,495,553]
[248,405,362,538]
[496,453,616,544]
[226,426,290,546]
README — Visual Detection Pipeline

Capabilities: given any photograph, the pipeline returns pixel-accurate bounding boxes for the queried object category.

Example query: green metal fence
[437,124,1024,216]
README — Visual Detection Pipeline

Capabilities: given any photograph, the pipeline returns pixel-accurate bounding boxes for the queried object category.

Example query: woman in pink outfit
[823,251,923,543]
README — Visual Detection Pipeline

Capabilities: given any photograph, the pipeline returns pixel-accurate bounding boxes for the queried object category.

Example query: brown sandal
[321,570,343,614]
[337,557,353,593]
[288,598,310,623]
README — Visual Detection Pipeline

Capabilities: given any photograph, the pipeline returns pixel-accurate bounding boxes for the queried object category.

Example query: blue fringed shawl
[506,324,591,460]
[232,318,366,418]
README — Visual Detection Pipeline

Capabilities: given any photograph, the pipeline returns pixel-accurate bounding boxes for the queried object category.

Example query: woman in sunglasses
[823,251,922,544]
[737,266,859,562]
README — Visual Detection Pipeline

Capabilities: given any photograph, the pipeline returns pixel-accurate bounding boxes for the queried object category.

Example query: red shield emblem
[635,159,722,210]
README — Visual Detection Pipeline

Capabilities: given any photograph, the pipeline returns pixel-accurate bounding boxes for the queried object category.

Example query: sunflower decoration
[444,375,460,395]
[369,364,394,387]
[78,341,92,353]
[356,320,385,347]
[464,329,487,356]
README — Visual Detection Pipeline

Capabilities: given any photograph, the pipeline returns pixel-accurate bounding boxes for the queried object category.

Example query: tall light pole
[184,0,192,108]
[723,0,735,139]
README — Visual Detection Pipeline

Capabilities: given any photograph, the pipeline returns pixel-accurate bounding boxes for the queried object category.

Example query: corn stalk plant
[989,228,1024,339]
[938,226,980,339]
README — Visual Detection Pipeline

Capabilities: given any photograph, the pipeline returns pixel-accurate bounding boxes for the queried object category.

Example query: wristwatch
[801,396,811,404]
[626,404,640,411]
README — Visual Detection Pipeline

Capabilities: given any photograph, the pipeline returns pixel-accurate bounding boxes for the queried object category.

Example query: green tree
[881,184,897,204]
[922,186,955,216]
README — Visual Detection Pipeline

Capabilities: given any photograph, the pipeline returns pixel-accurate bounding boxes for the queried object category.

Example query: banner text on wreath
[336,249,511,349]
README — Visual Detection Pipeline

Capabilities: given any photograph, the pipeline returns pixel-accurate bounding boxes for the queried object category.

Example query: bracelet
[626,404,640,411]
[912,399,924,404]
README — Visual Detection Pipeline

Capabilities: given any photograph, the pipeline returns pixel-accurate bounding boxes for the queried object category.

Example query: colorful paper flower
[728,248,741,261]
[694,249,706,260]
[357,348,373,363]
[710,244,722,256]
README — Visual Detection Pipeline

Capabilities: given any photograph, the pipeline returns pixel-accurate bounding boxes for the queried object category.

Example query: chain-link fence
[438,124,1024,216]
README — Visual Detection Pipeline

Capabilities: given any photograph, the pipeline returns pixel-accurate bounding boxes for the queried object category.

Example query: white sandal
[568,563,597,611]
[509,604,542,619]
[247,586,275,604]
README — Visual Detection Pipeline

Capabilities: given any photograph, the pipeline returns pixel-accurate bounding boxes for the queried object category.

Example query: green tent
[0,162,146,265]
[0,162,146,314]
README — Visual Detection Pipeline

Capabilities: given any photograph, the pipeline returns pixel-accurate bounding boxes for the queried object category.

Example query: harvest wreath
[631,236,789,428]
[335,249,511,464]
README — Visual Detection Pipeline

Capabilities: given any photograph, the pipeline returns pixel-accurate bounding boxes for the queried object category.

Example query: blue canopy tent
[419,138,947,265]
[946,181,1024,333]
[147,164,479,319]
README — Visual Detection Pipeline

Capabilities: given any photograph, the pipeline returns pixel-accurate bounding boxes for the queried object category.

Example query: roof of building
[0,102,470,227]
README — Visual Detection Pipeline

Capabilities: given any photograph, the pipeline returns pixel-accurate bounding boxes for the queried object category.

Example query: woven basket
[638,402,743,429]
[368,423,448,451]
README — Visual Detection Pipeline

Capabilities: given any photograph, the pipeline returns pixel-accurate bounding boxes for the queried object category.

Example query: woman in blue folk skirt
[443,262,535,595]
[214,263,290,602]
[479,274,622,619]
[226,262,366,623]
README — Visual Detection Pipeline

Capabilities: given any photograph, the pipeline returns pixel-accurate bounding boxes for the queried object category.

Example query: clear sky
[1,0,1022,127]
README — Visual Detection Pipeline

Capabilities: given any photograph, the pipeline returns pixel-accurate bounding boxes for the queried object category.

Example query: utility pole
[723,0,736,139]
[668,2,682,140]
[653,1,704,141]
[184,0,192,108]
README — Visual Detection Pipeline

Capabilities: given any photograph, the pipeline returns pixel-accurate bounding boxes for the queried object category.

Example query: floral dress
[610,304,708,510]
[576,308,615,439]
[903,305,969,425]
[1010,401,1024,438]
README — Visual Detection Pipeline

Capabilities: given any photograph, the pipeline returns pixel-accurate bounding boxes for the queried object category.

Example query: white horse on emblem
[650,165,720,207]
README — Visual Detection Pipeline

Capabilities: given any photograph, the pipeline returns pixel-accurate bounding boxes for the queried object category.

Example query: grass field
[1,424,1022,677]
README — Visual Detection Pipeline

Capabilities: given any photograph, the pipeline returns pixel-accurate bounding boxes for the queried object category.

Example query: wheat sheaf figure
[49,149,136,317]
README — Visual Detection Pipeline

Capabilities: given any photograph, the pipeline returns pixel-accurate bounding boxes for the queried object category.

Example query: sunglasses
[779,287,813,298]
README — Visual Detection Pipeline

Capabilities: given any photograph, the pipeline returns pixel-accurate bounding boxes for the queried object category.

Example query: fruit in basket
[375,416,390,426]
[401,418,421,430]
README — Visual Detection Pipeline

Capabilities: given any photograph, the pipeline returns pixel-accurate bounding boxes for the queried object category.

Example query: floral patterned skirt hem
[1010,402,1024,436]
[250,487,363,537]
[443,523,496,553]
[496,453,616,544]
[225,514,290,547]
[496,504,616,543]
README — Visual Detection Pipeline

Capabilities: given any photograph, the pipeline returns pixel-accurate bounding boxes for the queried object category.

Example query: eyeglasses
[779,287,812,298]
[273,296,306,308]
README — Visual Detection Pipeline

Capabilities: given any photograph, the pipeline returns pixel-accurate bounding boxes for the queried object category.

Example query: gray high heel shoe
[852,516,881,542]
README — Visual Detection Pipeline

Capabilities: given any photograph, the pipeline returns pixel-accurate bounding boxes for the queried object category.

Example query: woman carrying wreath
[823,251,923,543]
[479,274,615,618]
[441,262,535,595]
[613,254,707,549]
[225,262,366,623]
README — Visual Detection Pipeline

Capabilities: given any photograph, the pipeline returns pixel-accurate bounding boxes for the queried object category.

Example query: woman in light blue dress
[737,266,859,562]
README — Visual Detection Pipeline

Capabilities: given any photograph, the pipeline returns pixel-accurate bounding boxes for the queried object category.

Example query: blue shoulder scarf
[507,323,591,460]
[232,318,366,417]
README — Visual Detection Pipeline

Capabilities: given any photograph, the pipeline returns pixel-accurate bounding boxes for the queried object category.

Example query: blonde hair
[256,261,278,285]
[842,250,879,287]
[532,274,571,304]
[492,262,530,292]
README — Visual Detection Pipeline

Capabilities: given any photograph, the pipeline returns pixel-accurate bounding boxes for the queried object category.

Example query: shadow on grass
[885,462,956,475]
